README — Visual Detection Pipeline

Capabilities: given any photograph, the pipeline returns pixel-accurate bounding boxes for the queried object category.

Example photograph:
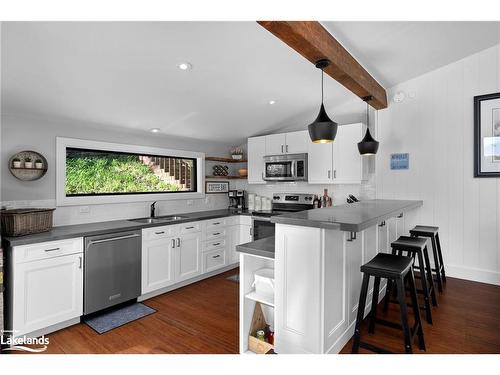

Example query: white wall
[376,43,500,285]
[1,113,233,225]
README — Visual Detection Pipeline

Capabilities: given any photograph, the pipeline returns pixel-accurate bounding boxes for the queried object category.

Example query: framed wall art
[205,181,229,194]
[474,92,500,177]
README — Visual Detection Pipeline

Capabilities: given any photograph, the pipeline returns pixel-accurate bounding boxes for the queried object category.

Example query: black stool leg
[396,276,413,354]
[369,277,381,334]
[430,235,444,292]
[352,273,370,353]
[435,233,446,282]
[416,249,433,325]
[423,244,438,307]
[407,270,426,351]
[383,247,398,312]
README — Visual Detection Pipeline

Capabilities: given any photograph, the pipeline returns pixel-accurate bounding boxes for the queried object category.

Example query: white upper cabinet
[265,131,308,155]
[307,141,333,184]
[285,130,309,154]
[265,134,286,155]
[247,136,266,184]
[332,123,363,184]
[308,123,363,184]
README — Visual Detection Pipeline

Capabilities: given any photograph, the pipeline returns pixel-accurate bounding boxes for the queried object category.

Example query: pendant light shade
[308,59,338,143]
[358,96,379,155]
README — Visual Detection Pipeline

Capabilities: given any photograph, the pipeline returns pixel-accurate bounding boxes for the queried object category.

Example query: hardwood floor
[16,270,500,354]
[340,277,500,354]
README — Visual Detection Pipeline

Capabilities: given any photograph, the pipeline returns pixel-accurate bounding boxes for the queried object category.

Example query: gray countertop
[271,199,423,232]
[237,236,275,259]
[3,208,252,247]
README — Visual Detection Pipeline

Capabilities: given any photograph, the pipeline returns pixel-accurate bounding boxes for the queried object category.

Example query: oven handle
[252,216,272,222]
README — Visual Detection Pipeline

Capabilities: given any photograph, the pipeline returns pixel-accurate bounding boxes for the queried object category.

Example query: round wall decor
[8,150,48,181]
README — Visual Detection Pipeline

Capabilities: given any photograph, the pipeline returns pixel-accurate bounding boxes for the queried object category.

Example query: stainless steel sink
[129,216,186,224]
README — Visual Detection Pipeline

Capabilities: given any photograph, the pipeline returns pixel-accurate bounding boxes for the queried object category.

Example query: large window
[65,148,197,196]
[56,137,205,206]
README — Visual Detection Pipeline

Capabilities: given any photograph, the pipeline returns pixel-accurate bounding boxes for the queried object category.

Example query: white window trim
[56,137,205,206]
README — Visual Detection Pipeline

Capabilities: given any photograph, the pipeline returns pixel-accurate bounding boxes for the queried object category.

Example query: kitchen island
[238,199,422,354]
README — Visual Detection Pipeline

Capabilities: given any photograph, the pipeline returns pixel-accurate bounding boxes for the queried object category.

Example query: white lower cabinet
[12,239,84,337]
[175,232,202,282]
[141,236,175,294]
[203,248,227,273]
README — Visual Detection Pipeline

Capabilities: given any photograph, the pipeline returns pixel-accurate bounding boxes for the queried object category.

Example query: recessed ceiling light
[150,128,160,133]
[268,100,276,105]
[178,62,193,71]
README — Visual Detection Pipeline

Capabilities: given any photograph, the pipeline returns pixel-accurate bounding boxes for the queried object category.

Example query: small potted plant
[35,159,44,169]
[12,158,21,168]
[230,147,244,161]
[24,157,33,168]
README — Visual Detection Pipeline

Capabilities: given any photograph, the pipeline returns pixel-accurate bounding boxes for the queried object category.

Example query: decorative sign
[205,181,230,194]
[390,153,409,170]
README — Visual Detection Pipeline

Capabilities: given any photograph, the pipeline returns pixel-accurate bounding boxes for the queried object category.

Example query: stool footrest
[359,341,393,354]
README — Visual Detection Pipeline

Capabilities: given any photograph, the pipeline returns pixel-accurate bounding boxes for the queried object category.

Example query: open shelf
[206,156,248,163]
[205,175,247,180]
[245,291,275,308]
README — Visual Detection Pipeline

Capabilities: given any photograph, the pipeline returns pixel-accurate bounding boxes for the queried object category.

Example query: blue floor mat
[84,303,156,334]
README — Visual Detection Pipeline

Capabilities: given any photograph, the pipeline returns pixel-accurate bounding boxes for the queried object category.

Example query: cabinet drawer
[13,238,83,264]
[203,218,226,229]
[204,228,227,241]
[203,248,226,273]
[143,226,177,241]
[203,238,227,252]
[179,222,201,234]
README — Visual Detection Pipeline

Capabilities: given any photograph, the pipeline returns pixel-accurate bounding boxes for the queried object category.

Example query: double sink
[128,215,187,224]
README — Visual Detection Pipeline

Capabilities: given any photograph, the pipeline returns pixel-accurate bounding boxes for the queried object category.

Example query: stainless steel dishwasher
[84,230,142,315]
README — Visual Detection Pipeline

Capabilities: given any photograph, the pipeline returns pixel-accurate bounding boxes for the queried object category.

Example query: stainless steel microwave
[263,153,308,181]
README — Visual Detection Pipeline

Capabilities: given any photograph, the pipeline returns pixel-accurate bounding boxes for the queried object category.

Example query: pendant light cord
[366,101,369,128]
[321,68,324,104]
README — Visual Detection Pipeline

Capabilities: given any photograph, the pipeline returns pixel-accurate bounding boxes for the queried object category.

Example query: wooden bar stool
[352,253,425,354]
[384,236,437,324]
[410,225,446,293]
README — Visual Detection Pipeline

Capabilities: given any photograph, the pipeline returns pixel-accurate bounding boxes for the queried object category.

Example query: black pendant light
[308,59,338,143]
[357,96,379,155]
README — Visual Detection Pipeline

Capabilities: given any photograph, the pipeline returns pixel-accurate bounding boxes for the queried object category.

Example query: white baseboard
[446,264,500,286]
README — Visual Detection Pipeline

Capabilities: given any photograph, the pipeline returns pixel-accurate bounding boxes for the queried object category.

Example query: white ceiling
[2,21,500,145]
[323,21,500,88]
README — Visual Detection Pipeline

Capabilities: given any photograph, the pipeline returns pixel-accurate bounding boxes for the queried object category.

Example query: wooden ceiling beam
[257,21,388,110]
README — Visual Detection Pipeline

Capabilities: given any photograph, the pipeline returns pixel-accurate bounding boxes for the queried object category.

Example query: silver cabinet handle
[212,255,221,259]
[281,145,284,153]
[286,144,289,153]
[44,247,61,252]
[397,213,404,218]
[155,231,165,235]
[213,232,220,235]
[185,226,195,229]
[328,170,331,179]
[379,221,386,227]
[250,227,253,236]
[172,239,176,248]
[176,238,181,247]
[79,256,82,269]
[88,233,140,246]
[334,170,337,179]
[212,242,221,246]
[212,222,220,225]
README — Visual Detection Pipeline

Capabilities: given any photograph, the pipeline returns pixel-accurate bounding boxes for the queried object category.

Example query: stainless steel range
[251,193,315,240]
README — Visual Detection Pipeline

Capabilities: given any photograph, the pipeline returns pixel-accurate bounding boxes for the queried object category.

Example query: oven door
[252,217,275,240]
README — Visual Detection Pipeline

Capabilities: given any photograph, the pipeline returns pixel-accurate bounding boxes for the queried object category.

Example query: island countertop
[271,199,423,232]
[236,236,275,259]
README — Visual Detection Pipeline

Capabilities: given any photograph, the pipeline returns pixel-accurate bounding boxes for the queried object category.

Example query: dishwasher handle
[87,233,141,246]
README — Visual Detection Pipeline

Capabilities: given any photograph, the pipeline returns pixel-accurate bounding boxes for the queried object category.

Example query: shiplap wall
[376,43,500,285]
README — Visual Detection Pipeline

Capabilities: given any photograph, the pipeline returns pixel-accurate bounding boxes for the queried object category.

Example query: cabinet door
[247,136,267,184]
[346,232,364,325]
[176,233,202,282]
[13,253,83,336]
[332,123,363,184]
[285,131,308,154]
[266,134,286,155]
[142,237,175,294]
[307,141,333,184]
[227,225,240,264]
[239,224,253,244]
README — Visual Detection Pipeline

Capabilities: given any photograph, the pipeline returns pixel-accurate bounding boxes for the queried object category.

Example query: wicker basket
[1,208,55,237]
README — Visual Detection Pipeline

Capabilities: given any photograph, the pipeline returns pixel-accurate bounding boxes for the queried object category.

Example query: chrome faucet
[150,201,157,218]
